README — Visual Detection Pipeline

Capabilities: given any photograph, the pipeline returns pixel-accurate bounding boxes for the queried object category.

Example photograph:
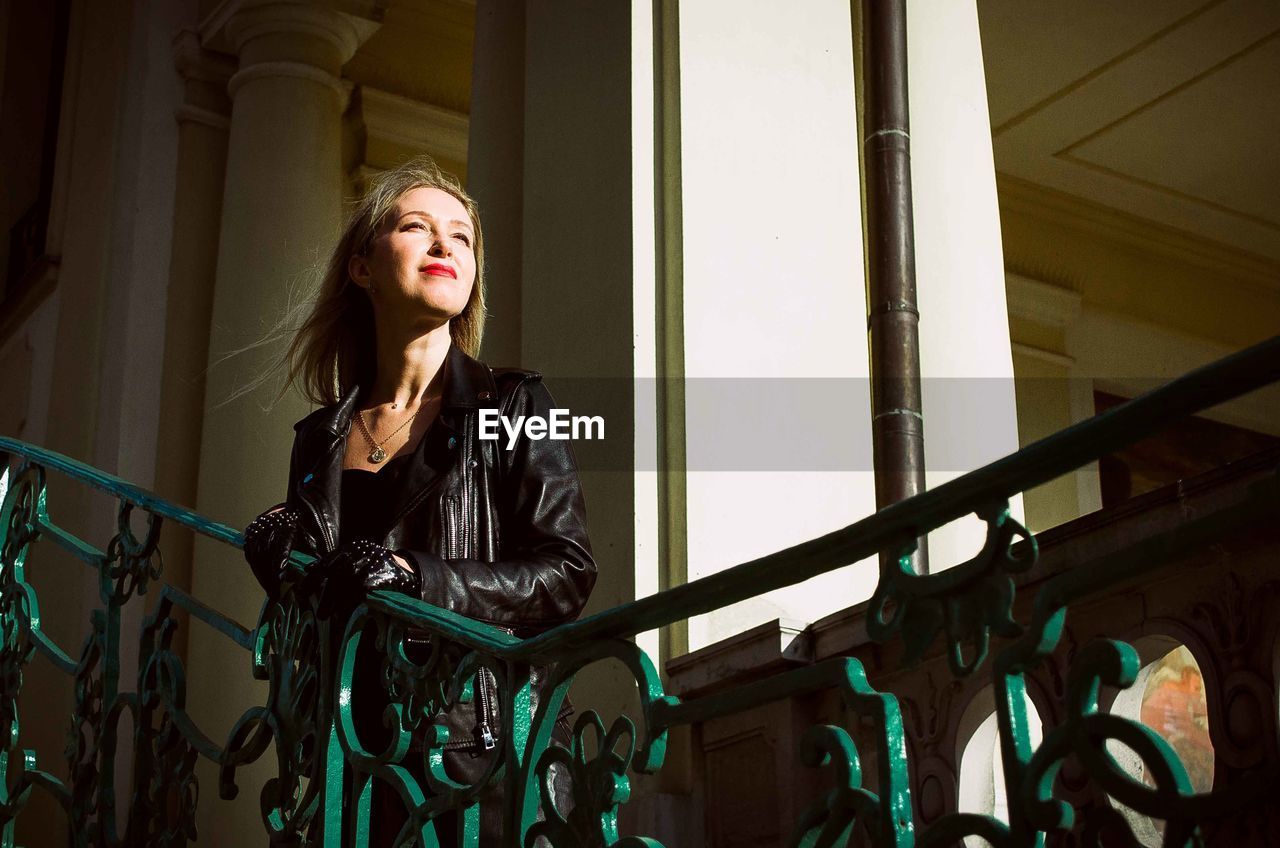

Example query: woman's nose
[428,237,451,257]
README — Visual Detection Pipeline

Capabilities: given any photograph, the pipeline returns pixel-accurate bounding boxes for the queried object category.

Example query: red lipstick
[423,263,457,279]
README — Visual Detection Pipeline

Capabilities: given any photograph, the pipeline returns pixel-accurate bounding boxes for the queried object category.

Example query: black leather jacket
[284,343,596,764]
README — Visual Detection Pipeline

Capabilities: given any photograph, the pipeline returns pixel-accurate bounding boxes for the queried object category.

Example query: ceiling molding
[997,174,1280,292]
[990,1,1225,138]
[1006,272,1082,328]
[1011,342,1075,369]
[983,0,1280,265]
[358,86,469,167]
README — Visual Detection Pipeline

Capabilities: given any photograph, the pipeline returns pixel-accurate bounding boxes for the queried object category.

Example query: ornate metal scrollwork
[224,594,326,843]
[330,606,491,846]
[512,638,671,848]
[526,711,664,848]
[790,725,879,848]
[792,660,913,848]
[379,616,461,739]
[101,501,163,606]
[132,601,199,847]
[0,465,43,828]
[867,501,1036,676]
[65,613,107,842]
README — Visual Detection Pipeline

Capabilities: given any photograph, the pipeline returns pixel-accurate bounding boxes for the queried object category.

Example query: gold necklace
[355,403,424,463]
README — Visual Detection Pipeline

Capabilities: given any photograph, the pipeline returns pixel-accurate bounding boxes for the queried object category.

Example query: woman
[241,156,595,845]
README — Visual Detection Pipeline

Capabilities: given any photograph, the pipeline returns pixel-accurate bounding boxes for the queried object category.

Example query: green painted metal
[0,332,1277,846]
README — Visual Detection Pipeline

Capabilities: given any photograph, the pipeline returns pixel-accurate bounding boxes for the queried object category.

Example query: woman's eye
[405,222,426,231]
[454,233,472,246]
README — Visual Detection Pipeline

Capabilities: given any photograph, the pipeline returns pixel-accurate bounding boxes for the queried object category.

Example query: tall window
[0,0,70,315]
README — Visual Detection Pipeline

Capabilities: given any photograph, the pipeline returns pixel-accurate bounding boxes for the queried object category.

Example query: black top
[338,451,417,778]
[339,452,413,545]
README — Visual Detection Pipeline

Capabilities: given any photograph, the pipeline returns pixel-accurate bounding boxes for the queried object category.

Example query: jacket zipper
[440,636,512,756]
[442,496,461,559]
[460,418,474,559]
[408,412,503,755]
[474,668,497,752]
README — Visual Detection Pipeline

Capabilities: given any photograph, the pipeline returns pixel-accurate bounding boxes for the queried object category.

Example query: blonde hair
[282,156,486,406]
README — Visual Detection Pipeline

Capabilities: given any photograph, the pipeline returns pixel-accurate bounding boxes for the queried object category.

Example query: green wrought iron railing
[1,334,1278,847]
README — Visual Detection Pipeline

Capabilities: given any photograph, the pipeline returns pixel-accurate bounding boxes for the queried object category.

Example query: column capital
[200,0,382,66]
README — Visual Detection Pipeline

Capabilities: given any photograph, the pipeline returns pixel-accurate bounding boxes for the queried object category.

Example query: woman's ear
[348,254,373,291]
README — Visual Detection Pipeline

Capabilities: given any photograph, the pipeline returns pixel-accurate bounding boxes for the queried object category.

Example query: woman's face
[350,185,477,330]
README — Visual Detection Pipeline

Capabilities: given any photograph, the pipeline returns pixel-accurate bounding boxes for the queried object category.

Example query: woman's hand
[303,539,423,619]
[242,505,300,599]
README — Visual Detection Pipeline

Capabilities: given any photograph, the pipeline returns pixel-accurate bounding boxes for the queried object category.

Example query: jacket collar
[440,342,500,411]
[299,343,499,440]
[291,343,498,548]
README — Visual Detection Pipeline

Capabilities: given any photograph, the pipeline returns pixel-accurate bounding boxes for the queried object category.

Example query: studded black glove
[242,506,300,599]
[308,539,423,620]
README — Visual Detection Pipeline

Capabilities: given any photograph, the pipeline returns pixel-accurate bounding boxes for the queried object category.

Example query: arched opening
[957,687,1044,847]
[1107,643,1214,845]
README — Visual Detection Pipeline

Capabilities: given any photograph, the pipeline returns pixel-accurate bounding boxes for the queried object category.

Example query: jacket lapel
[292,345,504,548]
[293,385,359,553]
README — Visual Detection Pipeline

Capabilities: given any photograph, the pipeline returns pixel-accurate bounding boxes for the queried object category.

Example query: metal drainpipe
[862,0,929,574]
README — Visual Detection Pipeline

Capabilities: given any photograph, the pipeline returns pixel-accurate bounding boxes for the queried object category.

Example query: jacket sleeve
[400,378,597,635]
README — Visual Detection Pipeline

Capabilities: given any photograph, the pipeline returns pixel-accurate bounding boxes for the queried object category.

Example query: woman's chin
[385,306,464,336]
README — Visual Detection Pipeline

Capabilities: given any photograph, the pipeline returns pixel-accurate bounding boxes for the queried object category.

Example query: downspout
[861,0,929,574]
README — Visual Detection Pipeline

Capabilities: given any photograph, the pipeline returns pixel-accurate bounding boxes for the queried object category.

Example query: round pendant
[369,447,388,463]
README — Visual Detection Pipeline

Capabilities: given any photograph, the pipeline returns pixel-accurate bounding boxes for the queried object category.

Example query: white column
[907,0,1024,566]
[677,0,875,651]
[188,2,377,842]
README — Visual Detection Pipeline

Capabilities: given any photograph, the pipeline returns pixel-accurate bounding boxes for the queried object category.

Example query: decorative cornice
[997,174,1280,292]
[174,104,231,131]
[172,30,236,84]
[359,86,469,166]
[1005,273,1081,328]
[1011,342,1075,369]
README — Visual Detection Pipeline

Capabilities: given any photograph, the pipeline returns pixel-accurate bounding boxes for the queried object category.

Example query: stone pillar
[907,0,1023,565]
[187,2,377,842]
[467,0,526,368]
[152,29,233,625]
